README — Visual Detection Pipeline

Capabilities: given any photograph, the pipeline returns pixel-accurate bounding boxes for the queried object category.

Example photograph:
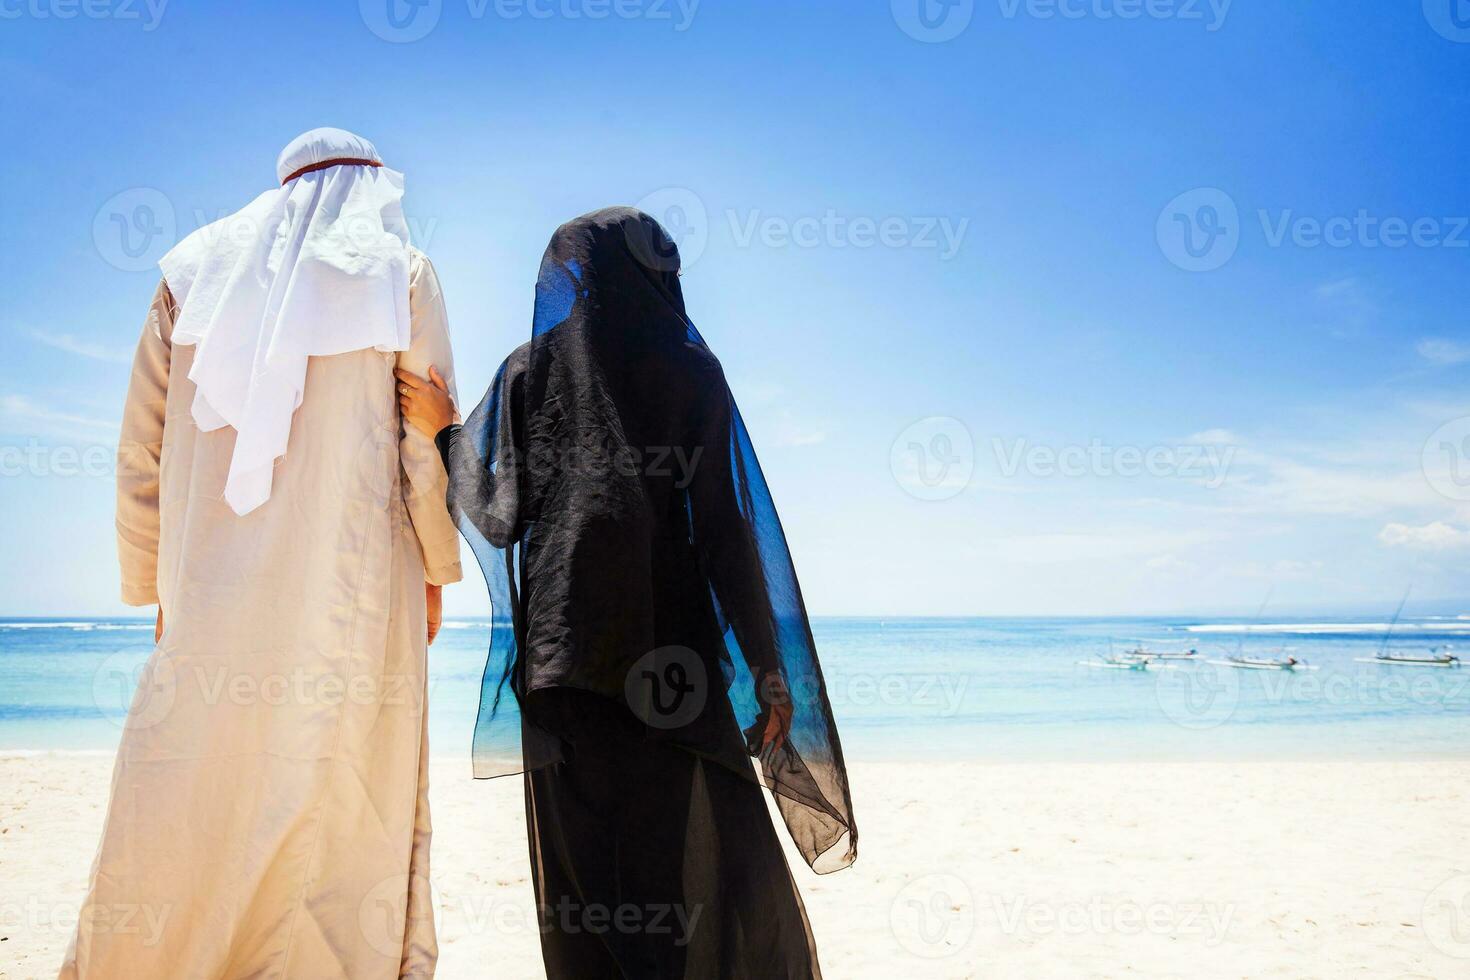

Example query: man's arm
[116,280,174,607]
[398,253,463,588]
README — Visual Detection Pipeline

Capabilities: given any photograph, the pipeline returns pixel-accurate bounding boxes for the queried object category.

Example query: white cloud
[1377,521,1470,550]
[1229,558,1326,581]
[0,394,118,439]
[26,327,131,364]
[1215,454,1434,517]
[1309,277,1378,340]
[1314,277,1360,300]
[1269,558,1326,578]
[727,377,783,408]
[772,411,828,447]
[984,530,1214,565]
[1145,554,1195,573]
[1415,338,1470,367]
[1185,428,1240,446]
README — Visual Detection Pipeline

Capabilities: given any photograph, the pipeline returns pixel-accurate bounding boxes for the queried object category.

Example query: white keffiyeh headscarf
[159,127,413,515]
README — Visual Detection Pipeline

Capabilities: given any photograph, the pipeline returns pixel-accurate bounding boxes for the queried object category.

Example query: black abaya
[438,208,856,978]
[523,693,821,979]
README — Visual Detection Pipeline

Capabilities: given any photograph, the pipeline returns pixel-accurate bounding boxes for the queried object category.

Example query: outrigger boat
[1201,590,1312,671]
[1080,640,1185,671]
[1077,654,1179,671]
[1352,591,1461,667]
[1207,654,1316,671]
[1118,645,1200,661]
[1355,646,1460,668]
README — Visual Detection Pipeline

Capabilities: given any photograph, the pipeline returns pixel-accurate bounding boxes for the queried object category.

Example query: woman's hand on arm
[396,365,457,440]
[745,670,794,756]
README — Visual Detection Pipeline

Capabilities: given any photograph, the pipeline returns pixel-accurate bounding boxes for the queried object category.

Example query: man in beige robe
[61,130,459,979]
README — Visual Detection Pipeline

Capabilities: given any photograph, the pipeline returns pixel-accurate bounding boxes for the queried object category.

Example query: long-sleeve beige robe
[60,249,461,980]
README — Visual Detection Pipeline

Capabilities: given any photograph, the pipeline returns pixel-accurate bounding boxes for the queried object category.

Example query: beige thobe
[60,249,461,980]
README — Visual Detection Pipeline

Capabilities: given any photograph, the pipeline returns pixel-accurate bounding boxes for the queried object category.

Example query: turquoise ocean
[2,616,1466,760]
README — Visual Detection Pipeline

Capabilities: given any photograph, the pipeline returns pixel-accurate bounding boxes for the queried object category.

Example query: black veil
[450,207,856,873]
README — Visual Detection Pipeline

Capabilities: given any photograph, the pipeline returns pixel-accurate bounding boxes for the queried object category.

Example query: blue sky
[1,0,1468,616]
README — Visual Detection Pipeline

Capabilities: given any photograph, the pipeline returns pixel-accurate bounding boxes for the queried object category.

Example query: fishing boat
[1201,591,1291,671]
[1077,655,1177,671]
[1355,646,1460,668]
[1119,645,1199,661]
[1352,592,1461,667]
[1208,654,1314,671]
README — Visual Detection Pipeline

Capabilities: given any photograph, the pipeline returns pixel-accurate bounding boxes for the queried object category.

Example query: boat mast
[1376,586,1411,660]
[1235,588,1274,661]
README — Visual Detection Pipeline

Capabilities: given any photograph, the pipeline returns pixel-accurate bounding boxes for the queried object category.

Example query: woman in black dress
[397,207,856,979]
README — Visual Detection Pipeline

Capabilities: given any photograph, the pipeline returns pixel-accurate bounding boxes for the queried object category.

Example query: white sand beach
[3,755,1467,979]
